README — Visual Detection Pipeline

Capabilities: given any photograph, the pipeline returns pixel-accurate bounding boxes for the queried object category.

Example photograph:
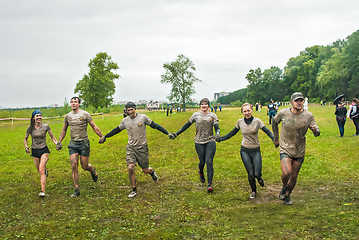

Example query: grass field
[0,105,358,239]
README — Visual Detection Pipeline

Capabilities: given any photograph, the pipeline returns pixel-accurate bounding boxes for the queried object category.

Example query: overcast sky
[0,0,358,108]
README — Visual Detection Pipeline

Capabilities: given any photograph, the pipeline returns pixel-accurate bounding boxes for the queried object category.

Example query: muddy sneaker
[91,168,98,182]
[249,192,256,199]
[258,178,265,187]
[45,168,48,177]
[279,185,287,200]
[128,190,137,198]
[39,192,46,197]
[150,170,158,182]
[207,185,213,193]
[283,196,293,205]
[199,171,205,183]
[70,188,80,198]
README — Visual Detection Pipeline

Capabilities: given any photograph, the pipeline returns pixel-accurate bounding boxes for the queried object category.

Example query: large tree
[75,52,120,112]
[160,54,201,110]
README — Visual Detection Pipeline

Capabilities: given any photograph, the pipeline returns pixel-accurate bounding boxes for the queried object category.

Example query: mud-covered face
[126,108,136,118]
[291,98,304,111]
[34,114,42,123]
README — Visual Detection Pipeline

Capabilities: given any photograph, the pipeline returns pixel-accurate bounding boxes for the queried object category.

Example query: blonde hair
[241,103,252,113]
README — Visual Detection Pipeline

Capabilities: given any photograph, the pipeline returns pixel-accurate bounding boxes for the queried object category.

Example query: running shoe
[45,168,48,177]
[150,170,158,182]
[39,192,45,197]
[70,188,80,198]
[283,196,293,205]
[199,171,205,183]
[249,192,256,199]
[279,185,287,200]
[207,185,213,193]
[128,190,137,198]
[258,178,265,187]
[91,168,98,182]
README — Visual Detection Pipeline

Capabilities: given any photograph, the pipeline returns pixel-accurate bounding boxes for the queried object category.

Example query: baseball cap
[290,92,304,101]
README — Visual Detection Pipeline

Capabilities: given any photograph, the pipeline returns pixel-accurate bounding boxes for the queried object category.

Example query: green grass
[0,105,358,239]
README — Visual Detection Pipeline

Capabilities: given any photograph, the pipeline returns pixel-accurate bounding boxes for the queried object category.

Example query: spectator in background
[349,98,359,136]
[335,101,347,137]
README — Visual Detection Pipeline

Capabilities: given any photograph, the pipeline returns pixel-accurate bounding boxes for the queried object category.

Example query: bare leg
[80,156,96,173]
[39,153,49,192]
[128,164,136,188]
[70,153,80,188]
[280,157,292,187]
[286,160,303,197]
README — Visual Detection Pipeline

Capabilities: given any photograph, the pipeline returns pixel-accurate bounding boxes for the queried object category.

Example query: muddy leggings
[240,147,263,192]
[195,141,216,185]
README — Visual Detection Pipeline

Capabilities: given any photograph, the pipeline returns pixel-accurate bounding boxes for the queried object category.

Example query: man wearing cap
[99,101,170,198]
[58,97,104,197]
[272,92,320,205]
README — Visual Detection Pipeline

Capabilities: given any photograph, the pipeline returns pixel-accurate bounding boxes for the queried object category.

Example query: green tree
[345,30,359,96]
[245,68,264,103]
[160,54,201,110]
[75,52,120,112]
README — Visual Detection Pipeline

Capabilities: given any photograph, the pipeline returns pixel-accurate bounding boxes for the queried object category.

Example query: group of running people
[25,93,320,205]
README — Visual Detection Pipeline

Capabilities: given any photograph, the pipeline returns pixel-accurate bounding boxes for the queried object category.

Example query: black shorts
[31,146,50,159]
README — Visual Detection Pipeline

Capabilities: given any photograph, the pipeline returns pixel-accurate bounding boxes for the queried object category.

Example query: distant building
[137,100,147,105]
[214,92,231,101]
[146,100,160,111]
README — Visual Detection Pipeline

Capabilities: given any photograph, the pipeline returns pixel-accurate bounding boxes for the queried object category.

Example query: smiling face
[34,114,42,123]
[126,107,136,118]
[200,102,209,113]
[242,105,253,119]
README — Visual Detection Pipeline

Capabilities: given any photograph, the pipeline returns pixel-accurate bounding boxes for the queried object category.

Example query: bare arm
[47,128,58,145]
[58,123,68,143]
[272,119,280,147]
[24,132,30,154]
[89,120,104,138]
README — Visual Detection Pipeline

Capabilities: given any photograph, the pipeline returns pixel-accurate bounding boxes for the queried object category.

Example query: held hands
[273,140,279,148]
[214,133,221,142]
[99,136,106,144]
[25,147,30,154]
[168,133,177,140]
[56,142,62,150]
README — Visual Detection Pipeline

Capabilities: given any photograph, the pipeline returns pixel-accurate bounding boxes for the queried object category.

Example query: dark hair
[199,98,210,106]
[125,101,136,109]
[71,96,81,104]
[353,98,359,105]
[28,115,36,134]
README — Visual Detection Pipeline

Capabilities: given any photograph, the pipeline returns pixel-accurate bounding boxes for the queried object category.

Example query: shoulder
[253,117,264,124]
[80,109,91,116]
[42,123,50,129]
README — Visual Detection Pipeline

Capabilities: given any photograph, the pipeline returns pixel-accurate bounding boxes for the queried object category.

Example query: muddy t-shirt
[64,109,92,141]
[119,114,152,147]
[189,112,219,144]
[26,123,50,149]
[273,108,320,158]
[235,117,265,149]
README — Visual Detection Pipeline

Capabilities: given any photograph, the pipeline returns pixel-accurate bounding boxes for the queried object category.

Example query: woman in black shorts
[24,110,59,197]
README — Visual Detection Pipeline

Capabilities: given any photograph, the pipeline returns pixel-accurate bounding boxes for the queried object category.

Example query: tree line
[218,29,359,105]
